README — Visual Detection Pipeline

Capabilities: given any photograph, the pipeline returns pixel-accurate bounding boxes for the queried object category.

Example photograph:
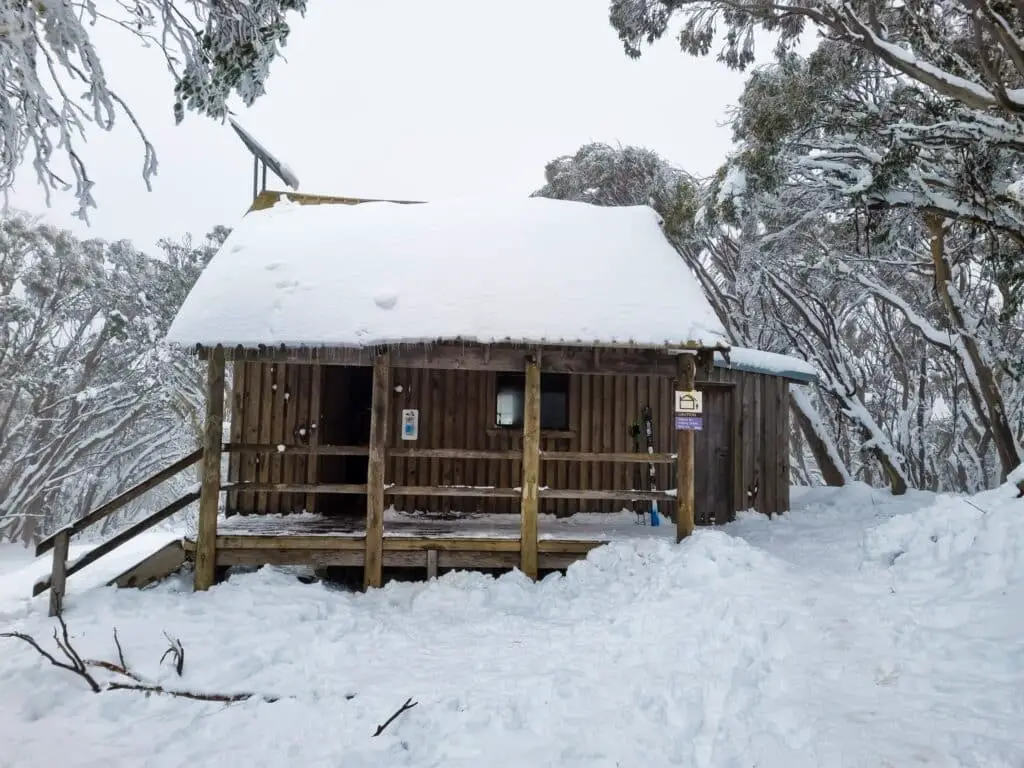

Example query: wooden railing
[33,448,203,616]
[32,441,680,612]
[220,444,678,502]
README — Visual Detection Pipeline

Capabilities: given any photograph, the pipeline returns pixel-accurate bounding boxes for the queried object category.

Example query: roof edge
[248,189,425,212]
[714,348,818,385]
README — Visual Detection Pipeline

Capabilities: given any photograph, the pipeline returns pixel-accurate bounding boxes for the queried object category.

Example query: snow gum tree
[0,216,226,544]
[607,0,1024,489]
[0,1,307,219]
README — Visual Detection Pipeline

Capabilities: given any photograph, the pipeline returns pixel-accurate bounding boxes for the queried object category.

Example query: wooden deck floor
[185,510,675,574]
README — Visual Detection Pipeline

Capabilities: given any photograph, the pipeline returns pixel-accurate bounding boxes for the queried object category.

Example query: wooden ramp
[107,540,188,589]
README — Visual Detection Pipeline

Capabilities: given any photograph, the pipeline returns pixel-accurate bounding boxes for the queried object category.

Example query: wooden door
[694,386,734,525]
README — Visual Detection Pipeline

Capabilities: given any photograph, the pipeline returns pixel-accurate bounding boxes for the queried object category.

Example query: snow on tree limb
[0,1,307,220]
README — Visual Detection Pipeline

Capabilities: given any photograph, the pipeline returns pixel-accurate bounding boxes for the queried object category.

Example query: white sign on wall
[401,409,419,440]
[674,390,703,415]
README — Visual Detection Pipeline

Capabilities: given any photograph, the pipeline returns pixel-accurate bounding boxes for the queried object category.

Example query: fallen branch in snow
[372,697,418,736]
[1,615,277,703]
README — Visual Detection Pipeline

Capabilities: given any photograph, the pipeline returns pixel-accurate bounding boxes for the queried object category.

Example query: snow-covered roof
[715,348,817,384]
[165,195,729,350]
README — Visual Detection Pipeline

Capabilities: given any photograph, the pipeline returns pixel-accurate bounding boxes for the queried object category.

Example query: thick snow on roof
[714,348,818,383]
[165,196,729,349]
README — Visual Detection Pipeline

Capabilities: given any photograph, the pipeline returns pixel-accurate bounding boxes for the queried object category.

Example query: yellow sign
[674,390,703,415]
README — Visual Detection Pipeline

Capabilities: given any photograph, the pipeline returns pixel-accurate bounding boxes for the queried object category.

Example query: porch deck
[184,510,677,575]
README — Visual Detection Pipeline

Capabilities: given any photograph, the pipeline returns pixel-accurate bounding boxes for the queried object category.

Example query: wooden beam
[217,548,364,568]
[223,443,368,456]
[384,485,520,498]
[520,352,540,579]
[540,450,676,463]
[389,448,521,460]
[36,448,202,556]
[538,489,674,501]
[47,530,69,616]
[195,344,226,591]
[676,353,698,542]
[213,534,365,550]
[536,539,602,555]
[364,350,390,590]
[383,537,519,552]
[222,482,368,494]
[207,342,716,377]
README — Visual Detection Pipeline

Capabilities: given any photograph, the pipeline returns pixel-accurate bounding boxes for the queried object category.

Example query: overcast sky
[6,1,760,252]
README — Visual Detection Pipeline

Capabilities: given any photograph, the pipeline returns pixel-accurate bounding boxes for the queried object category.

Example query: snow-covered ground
[1,481,1022,767]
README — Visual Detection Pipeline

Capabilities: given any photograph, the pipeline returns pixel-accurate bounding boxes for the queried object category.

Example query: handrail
[33,491,200,597]
[34,447,203,616]
[36,448,202,557]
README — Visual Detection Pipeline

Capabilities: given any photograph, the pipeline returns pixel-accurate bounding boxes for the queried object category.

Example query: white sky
[5,1,761,252]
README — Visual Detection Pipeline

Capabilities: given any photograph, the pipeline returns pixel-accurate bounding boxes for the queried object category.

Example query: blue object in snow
[650,501,661,526]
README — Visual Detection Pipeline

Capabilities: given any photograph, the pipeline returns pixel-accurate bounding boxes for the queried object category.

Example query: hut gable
[165,196,728,350]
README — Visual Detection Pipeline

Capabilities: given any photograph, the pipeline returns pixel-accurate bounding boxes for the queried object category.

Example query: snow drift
[1,484,1023,766]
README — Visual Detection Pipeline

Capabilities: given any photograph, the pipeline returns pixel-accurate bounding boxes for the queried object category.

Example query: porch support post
[520,350,540,579]
[195,344,226,591]
[364,349,391,590]
[48,530,70,616]
[676,352,697,542]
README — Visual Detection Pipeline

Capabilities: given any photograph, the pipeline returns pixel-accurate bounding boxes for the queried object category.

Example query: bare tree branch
[2,615,278,704]
[372,697,418,737]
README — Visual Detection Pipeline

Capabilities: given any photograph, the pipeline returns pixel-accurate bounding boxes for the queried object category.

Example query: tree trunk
[789,390,848,486]
[926,214,1021,481]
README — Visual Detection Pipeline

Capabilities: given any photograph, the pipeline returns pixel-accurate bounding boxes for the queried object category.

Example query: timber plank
[521,354,541,578]
[364,352,391,589]
[256,362,275,512]
[567,374,582,515]
[579,375,592,510]
[195,347,226,591]
[227,361,246,513]
[108,540,187,589]
[241,361,263,511]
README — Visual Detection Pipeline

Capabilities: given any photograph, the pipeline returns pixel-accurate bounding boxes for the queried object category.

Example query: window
[495,373,570,430]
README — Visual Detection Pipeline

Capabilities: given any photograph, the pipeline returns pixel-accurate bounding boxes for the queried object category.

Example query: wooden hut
[32,191,816,612]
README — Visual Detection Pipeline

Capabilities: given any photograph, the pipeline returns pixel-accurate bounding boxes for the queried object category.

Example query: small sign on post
[675,415,703,431]
[675,389,703,431]
[401,409,419,440]
[674,389,702,415]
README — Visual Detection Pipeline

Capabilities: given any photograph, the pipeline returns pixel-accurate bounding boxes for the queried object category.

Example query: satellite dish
[229,119,300,201]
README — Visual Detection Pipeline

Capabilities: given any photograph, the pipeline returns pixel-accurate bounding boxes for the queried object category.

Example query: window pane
[496,387,523,426]
[541,391,568,430]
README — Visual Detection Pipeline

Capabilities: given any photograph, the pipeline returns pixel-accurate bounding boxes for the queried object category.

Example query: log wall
[226,360,792,521]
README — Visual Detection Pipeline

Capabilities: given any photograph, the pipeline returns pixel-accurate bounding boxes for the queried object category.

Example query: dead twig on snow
[372,697,418,737]
[160,632,185,676]
[1,614,277,704]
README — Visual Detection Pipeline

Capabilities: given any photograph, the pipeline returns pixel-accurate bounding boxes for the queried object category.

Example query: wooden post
[48,530,70,617]
[305,361,322,514]
[426,549,438,580]
[194,344,226,591]
[364,350,391,590]
[676,352,697,543]
[520,352,540,579]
